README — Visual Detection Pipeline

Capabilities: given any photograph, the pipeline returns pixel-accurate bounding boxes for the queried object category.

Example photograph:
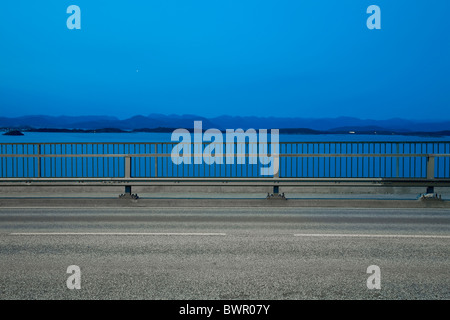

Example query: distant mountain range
[1,114,450,135]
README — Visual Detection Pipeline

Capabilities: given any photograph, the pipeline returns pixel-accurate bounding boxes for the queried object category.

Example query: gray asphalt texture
[0,207,449,300]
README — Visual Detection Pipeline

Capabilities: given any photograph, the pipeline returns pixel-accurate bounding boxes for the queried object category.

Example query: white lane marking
[9,232,226,236]
[294,233,450,239]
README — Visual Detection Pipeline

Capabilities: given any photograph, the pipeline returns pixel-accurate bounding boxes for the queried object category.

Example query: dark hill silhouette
[1,114,449,133]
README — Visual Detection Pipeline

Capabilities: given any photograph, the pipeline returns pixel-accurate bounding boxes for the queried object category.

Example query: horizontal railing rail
[0,153,448,158]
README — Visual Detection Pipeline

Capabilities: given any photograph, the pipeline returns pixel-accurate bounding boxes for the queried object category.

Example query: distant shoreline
[1,127,450,138]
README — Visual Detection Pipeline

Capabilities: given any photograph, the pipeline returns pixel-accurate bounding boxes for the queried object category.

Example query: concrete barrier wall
[1,185,449,195]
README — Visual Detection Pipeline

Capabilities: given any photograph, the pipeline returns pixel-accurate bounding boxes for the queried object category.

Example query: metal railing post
[427,155,435,179]
[154,143,158,177]
[274,155,279,179]
[271,154,282,197]
[124,156,131,178]
[37,144,41,178]
[395,143,399,177]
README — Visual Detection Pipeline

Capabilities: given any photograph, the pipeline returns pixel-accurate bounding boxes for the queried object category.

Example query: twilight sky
[0,0,449,120]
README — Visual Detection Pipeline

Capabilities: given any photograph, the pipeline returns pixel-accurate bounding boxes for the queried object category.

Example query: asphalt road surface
[0,207,449,300]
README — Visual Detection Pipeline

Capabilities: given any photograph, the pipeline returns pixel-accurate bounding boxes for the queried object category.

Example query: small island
[3,130,24,136]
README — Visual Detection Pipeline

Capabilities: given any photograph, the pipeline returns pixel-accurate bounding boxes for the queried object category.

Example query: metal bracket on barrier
[266,192,286,200]
[266,185,287,200]
[419,193,442,201]
[419,186,442,201]
[119,185,139,200]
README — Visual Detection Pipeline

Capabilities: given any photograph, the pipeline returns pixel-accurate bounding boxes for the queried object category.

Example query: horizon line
[1,114,449,123]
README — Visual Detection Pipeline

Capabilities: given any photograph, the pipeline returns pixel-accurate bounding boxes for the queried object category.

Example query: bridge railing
[1,141,450,179]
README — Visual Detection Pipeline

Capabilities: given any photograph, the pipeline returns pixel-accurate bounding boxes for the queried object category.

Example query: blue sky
[0,0,449,120]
